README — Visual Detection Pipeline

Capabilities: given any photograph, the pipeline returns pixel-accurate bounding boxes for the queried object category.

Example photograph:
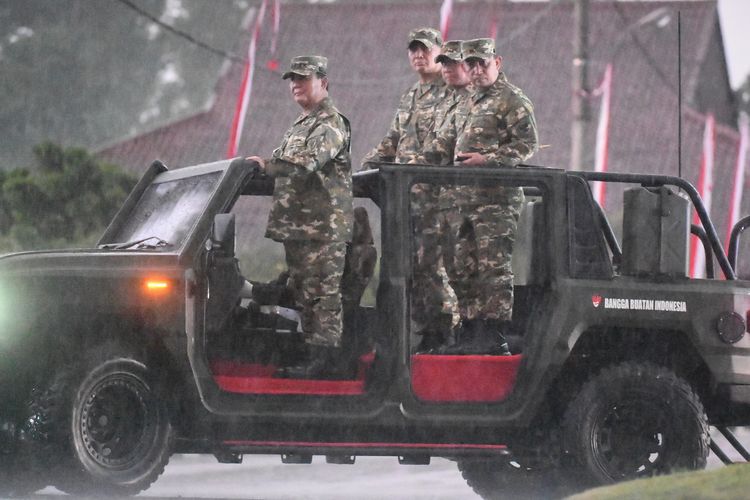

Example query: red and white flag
[489,15,498,41]
[690,114,716,278]
[266,0,282,71]
[440,0,453,41]
[592,64,613,207]
[226,0,268,158]
[726,113,749,246]
[270,0,281,54]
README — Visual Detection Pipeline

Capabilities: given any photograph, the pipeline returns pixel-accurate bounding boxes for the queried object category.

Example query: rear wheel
[457,431,572,499]
[42,342,173,496]
[562,362,709,486]
[458,458,570,500]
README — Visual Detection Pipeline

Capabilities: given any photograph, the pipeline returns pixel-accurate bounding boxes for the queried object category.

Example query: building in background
[97,0,748,274]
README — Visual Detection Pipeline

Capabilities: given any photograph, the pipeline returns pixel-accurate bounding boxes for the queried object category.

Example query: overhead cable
[112,0,247,63]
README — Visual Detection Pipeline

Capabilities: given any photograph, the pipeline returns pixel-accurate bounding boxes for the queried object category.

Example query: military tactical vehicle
[2,158,750,498]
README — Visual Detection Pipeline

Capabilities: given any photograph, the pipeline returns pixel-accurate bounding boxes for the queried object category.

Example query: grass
[569,464,750,500]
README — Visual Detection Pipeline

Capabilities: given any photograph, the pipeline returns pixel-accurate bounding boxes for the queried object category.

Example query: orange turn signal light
[144,279,170,293]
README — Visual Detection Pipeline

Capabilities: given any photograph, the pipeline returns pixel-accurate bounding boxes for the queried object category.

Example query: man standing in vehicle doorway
[362,27,453,351]
[426,38,538,354]
[247,55,353,378]
[410,39,472,353]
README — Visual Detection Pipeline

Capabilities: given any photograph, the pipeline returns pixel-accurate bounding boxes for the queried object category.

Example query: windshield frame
[97,159,240,255]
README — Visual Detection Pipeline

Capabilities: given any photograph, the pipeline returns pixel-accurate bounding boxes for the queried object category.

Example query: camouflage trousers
[283,240,347,347]
[410,185,459,328]
[442,203,520,321]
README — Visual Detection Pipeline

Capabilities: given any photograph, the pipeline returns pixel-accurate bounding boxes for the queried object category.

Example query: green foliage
[0,142,135,252]
[570,463,750,500]
[0,0,249,169]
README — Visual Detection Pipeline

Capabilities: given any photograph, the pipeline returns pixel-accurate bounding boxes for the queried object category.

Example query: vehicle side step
[711,426,750,464]
[326,454,356,464]
[281,453,313,464]
[398,455,430,465]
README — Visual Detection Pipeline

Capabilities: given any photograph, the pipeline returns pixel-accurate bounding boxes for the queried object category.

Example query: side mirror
[207,213,236,256]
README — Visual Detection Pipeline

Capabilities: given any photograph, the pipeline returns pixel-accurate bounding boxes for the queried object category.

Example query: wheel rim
[78,373,156,470]
[590,396,671,480]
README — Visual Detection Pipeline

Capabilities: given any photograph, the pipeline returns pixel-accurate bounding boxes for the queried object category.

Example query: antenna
[678,10,683,178]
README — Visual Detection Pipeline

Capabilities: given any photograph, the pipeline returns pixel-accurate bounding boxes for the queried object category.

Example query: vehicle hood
[0,249,182,277]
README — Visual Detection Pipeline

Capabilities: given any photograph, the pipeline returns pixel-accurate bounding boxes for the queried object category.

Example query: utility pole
[571,0,590,171]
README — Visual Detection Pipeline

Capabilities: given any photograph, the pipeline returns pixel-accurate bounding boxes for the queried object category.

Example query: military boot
[437,318,480,354]
[281,346,348,380]
[414,313,454,354]
[473,319,512,356]
[439,318,511,355]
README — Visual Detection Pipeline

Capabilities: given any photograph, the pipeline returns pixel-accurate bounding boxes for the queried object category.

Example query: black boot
[438,319,511,355]
[437,318,480,354]
[414,313,453,354]
[281,346,348,380]
[473,319,512,356]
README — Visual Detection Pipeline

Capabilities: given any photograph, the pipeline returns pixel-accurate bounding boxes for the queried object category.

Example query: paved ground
[34,455,479,499]
[29,428,747,499]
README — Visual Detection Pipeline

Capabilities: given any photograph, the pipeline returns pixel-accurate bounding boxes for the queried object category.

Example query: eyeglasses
[465,59,490,69]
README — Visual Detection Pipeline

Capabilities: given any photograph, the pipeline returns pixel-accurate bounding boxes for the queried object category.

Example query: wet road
[33,455,479,499]
[29,428,744,499]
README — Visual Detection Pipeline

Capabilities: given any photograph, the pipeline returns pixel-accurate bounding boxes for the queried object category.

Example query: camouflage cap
[462,38,496,60]
[282,55,328,80]
[408,27,442,50]
[435,40,463,64]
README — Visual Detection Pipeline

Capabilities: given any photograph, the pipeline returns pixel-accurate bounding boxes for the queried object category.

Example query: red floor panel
[410,354,522,402]
[210,352,374,396]
[210,352,521,401]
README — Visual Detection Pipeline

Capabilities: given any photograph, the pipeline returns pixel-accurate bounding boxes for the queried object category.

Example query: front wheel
[0,452,47,497]
[45,343,173,496]
[562,362,709,486]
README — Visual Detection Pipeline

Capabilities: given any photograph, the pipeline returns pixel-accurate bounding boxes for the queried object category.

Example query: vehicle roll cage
[573,171,736,281]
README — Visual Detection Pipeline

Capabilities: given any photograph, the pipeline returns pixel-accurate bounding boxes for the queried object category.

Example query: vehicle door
[392,165,562,422]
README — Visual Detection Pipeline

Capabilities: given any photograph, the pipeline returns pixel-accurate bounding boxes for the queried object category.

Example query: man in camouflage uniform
[362,27,446,166]
[424,38,538,355]
[247,55,353,378]
[424,40,472,150]
[409,40,472,352]
[362,28,453,352]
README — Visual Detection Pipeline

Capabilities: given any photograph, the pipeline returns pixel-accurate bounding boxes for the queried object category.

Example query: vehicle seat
[206,254,245,334]
[341,207,377,309]
[512,200,544,286]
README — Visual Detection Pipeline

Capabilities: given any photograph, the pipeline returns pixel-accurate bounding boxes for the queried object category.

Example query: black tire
[0,379,63,497]
[457,428,572,500]
[0,454,46,498]
[458,457,570,500]
[44,342,173,496]
[562,361,709,486]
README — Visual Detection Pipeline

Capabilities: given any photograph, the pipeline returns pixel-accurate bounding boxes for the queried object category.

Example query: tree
[0,142,136,252]
[0,0,248,169]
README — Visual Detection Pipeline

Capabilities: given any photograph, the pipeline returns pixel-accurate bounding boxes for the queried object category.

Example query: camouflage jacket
[426,73,538,207]
[362,76,447,166]
[426,72,537,167]
[265,97,353,242]
[419,85,471,164]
